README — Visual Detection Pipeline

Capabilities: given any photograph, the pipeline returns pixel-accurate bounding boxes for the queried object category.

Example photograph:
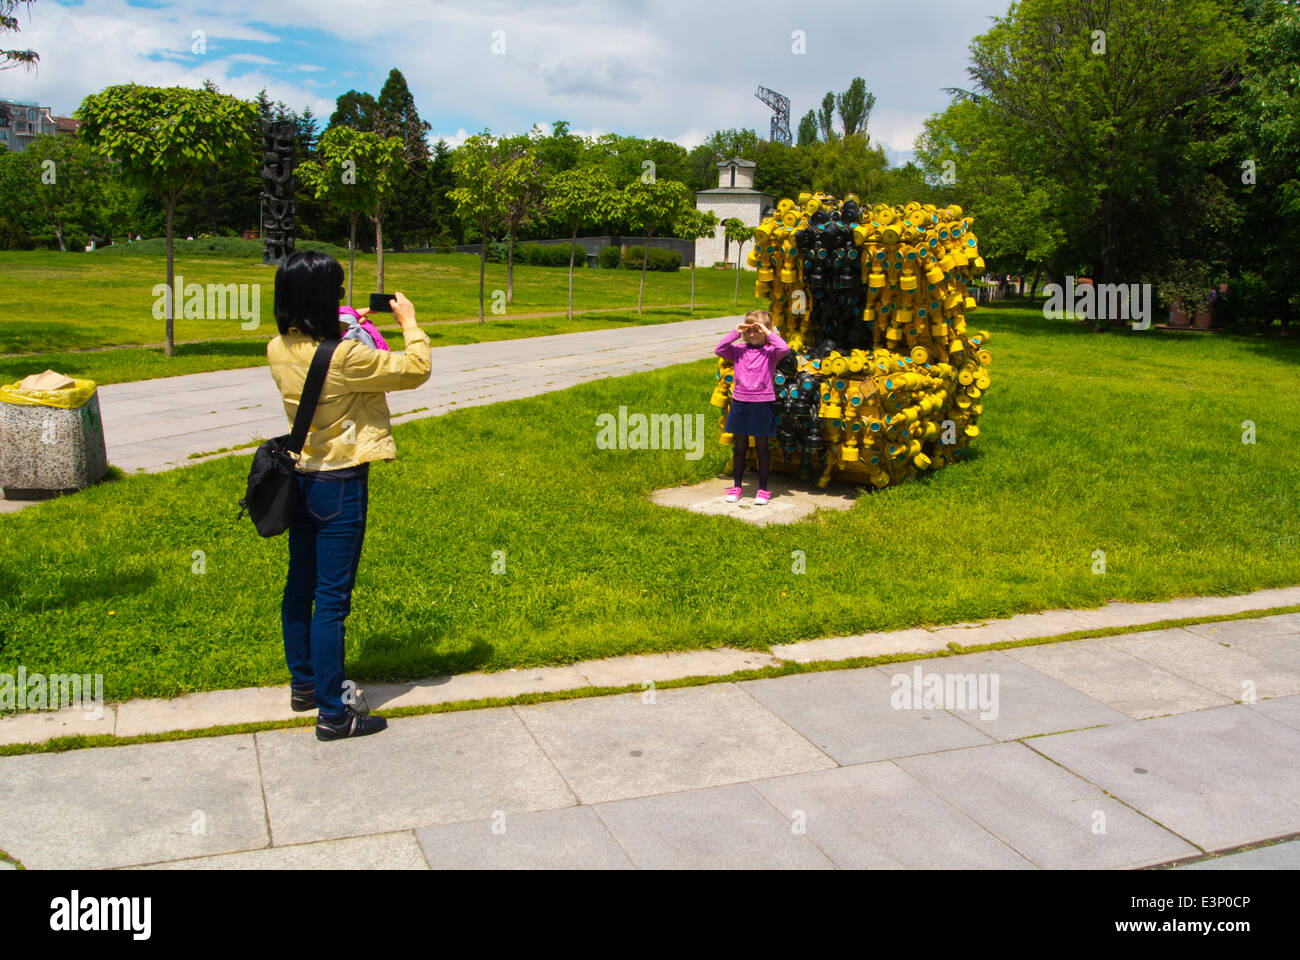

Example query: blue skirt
[726,399,777,437]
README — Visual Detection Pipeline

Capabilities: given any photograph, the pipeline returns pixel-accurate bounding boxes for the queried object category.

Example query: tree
[498,136,544,304]
[449,132,506,322]
[916,96,1062,283]
[755,140,813,204]
[796,110,819,147]
[531,121,586,179]
[1,0,37,70]
[428,138,458,245]
[546,166,621,320]
[19,135,109,251]
[76,84,256,356]
[836,77,876,138]
[817,93,837,141]
[966,0,1245,294]
[593,134,692,192]
[724,218,755,306]
[375,68,433,252]
[329,90,378,132]
[622,178,692,313]
[298,126,403,303]
[1234,0,1300,332]
[675,207,719,313]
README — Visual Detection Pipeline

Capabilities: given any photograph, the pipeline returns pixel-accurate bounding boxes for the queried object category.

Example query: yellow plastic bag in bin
[0,369,98,408]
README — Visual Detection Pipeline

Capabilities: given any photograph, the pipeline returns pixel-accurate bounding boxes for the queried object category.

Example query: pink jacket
[715,328,789,402]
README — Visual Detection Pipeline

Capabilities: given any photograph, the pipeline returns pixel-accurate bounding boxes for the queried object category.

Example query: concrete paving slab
[925,651,1130,741]
[751,761,1034,869]
[514,684,836,805]
[576,648,780,687]
[0,734,266,869]
[1107,628,1300,700]
[770,629,949,664]
[1005,637,1232,718]
[255,708,575,846]
[115,685,298,737]
[1027,704,1300,851]
[417,805,633,870]
[896,742,1197,869]
[1185,614,1300,641]
[1073,597,1241,629]
[649,474,860,526]
[931,610,1103,646]
[1216,633,1300,674]
[1174,839,1300,870]
[0,705,117,746]
[1245,694,1300,731]
[135,831,429,870]
[365,666,591,711]
[592,782,834,869]
[739,668,994,764]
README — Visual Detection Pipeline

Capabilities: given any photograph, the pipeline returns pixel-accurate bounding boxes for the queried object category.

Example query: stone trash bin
[0,370,108,500]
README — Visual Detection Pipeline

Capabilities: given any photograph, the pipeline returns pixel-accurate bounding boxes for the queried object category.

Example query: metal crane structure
[755,85,791,146]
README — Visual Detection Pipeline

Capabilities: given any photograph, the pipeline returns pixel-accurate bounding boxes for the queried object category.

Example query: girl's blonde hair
[744,309,775,331]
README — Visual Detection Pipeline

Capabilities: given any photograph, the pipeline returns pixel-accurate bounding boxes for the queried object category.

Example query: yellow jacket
[266,327,432,471]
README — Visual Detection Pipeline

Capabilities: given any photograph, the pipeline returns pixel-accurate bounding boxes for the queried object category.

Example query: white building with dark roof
[693,158,773,270]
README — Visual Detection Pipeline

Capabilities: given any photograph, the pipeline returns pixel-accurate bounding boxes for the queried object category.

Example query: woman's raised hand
[390,291,417,331]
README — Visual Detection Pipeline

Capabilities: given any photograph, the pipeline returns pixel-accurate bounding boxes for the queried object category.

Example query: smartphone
[368,292,394,313]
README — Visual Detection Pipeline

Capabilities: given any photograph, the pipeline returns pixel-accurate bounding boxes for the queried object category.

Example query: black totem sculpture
[261,119,296,266]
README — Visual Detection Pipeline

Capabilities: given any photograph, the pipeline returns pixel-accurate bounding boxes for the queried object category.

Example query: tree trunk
[567,226,577,321]
[733,240,745,306]
[348,213,357,307]
[1030,262,1043,302]
[165,196,176,358]
[479,231,487,324]
[375,211,385,294]
[638,232,648,314]
[55,225,65,253]
[507,227,515,304]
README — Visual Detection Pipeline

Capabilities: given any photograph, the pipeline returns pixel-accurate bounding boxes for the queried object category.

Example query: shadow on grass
[351,637,496,703]
[0,564,158,615]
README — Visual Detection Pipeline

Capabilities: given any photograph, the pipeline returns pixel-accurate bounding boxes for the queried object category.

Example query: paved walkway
[2,605,1297,869]
[98,314,738,475]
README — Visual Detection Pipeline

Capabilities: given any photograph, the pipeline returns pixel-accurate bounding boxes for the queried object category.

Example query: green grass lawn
[1,300,1297,703]
[0,245,762,383]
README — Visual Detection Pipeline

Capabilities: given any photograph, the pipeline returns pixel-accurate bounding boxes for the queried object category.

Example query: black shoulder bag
[238,339,339,537]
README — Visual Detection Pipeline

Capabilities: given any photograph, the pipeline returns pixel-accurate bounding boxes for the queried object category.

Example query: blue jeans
[281,466,368,719]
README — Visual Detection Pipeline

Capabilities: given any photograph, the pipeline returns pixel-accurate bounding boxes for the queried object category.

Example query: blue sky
[2,0,1013,162]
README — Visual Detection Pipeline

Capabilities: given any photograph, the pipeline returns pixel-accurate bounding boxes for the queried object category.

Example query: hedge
[598,246,621,269]
[517,243,586,267]
[622,245,682,272]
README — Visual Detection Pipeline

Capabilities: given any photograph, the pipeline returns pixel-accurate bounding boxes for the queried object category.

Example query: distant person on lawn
[267,250,431,741]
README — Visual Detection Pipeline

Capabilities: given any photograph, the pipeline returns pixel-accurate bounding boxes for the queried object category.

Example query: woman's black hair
[274,250,344,339]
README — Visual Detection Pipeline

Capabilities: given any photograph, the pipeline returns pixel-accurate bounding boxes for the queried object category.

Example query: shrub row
[619,245,682,272]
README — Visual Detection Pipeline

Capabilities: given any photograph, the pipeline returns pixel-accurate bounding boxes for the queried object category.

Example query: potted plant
[1158,260,1212,330]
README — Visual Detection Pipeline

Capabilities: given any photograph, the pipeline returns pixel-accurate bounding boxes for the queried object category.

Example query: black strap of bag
[289,338,339,455]
[238,339,340,537]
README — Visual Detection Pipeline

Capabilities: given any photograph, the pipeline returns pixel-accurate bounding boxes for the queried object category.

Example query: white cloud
[8,0,1007,160]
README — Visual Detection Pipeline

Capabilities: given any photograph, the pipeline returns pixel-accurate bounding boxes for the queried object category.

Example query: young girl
[714,309,789,505]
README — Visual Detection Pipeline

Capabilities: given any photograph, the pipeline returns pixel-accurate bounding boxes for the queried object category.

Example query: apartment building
[0,99,79,153]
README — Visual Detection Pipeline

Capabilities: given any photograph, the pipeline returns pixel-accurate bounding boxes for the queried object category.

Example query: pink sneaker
[724,486,742,503]
[754,489,772,505]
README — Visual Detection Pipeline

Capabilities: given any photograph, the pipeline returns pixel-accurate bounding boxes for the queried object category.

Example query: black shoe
[315,706,387,741]
[290,685,316,712]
